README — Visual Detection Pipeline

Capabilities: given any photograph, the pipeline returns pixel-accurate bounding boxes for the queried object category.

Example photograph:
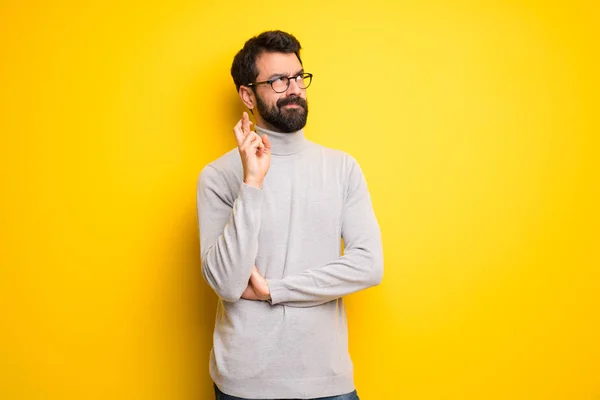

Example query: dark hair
[231,30,303,91]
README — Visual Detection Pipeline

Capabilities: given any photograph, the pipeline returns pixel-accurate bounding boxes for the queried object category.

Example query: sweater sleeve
[197,165,264,302]
[267,157,383,306]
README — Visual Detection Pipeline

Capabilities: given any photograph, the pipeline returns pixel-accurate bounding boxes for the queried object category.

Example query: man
[197,30,383,400]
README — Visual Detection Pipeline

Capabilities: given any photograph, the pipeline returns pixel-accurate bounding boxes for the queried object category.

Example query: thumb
[250,268,262,287]
[251,266,264,279]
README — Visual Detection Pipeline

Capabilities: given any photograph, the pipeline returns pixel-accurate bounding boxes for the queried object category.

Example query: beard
[255,94,309,133]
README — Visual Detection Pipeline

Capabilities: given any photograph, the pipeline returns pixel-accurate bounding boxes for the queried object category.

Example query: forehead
[255,52,302,79]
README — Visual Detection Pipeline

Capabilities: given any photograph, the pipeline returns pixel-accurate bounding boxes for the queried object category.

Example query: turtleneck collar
[255,125,308,156]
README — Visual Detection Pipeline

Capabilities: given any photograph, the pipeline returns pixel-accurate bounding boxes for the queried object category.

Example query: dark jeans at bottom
[214,384,360,400]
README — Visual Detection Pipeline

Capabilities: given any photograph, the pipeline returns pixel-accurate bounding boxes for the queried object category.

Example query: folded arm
[267,157,383,306]
[197,165,264,302]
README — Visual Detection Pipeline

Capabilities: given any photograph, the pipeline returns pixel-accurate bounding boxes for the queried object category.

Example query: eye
[270,76,286,84]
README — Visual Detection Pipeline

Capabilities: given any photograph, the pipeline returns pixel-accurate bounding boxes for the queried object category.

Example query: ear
[239,86,255,110]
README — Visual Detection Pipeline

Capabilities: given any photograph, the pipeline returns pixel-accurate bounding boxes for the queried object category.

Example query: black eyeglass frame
[246,73,313,93]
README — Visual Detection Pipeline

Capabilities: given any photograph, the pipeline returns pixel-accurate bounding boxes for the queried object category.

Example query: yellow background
[1,1,598,399]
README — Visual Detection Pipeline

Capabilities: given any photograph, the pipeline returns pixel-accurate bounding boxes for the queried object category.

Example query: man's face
[252,52,308,133]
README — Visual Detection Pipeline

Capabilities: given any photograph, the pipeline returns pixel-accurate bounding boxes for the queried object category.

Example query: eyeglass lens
[272,74,312,92]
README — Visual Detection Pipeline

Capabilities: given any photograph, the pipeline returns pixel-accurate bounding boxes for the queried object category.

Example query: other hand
[241,266,271,301]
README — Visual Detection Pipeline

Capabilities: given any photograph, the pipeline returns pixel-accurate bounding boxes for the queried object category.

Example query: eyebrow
[267,69,304,80]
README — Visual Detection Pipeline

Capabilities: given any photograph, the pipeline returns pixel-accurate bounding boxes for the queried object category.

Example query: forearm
[268,242,383,306]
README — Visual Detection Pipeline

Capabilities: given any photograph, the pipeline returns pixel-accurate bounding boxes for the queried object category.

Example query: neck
[255,125,307,156]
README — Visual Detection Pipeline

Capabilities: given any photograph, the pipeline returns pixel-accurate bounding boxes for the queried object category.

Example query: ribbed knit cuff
[266,279,286,305]
[239,181,264,201]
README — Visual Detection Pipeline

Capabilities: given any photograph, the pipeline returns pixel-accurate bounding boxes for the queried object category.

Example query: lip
[282,104,301,108]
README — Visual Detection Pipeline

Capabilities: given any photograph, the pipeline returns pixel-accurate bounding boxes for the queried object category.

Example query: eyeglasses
[247,73,313,93]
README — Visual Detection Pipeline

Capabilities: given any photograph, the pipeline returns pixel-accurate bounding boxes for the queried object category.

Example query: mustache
[277,96,307,109]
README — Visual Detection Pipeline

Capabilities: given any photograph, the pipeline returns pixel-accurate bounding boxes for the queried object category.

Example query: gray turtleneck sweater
[196,125,383,399]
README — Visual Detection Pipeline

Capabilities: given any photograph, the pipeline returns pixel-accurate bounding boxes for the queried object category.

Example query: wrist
[244,177,263,189]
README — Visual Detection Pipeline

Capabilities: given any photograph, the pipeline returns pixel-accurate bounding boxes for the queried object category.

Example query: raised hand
[233,112,272,189]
